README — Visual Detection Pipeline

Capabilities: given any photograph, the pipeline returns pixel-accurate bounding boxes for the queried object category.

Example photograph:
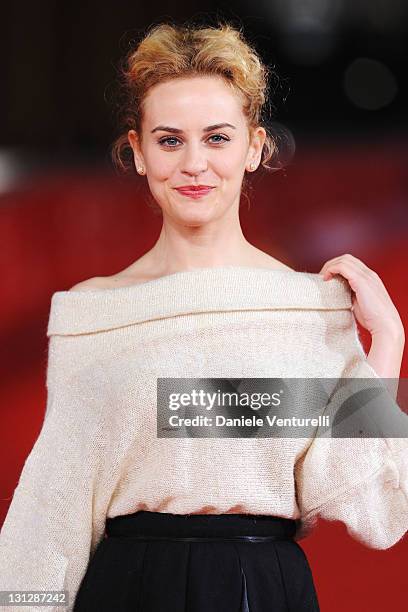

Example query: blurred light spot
[343,58,398,110]
[0,151,24,194]
[261,0,343,64]
[279,0,342,30]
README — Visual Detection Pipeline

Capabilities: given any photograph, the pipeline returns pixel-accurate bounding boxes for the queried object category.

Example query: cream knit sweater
[0,266,407,611]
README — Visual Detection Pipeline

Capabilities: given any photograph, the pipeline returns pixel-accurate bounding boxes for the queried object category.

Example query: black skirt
[73,511,320,612]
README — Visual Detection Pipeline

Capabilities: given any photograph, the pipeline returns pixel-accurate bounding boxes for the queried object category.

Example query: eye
[157,134,230,148]
[208,134,230,144]
[158,136,180,147]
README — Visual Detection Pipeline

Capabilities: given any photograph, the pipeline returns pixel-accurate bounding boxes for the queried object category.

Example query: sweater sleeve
[294,311,408,550]
[0,335,111,612]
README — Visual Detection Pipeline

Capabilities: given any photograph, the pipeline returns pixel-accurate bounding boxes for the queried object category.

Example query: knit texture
[0,265,407,611]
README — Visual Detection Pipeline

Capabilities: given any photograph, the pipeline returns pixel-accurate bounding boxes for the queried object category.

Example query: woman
[0,20,406,612]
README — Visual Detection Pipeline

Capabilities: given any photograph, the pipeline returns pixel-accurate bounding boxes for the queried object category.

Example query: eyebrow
[151,122,236,134]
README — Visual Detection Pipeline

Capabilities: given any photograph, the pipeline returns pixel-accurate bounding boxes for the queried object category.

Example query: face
[128,75,266,227]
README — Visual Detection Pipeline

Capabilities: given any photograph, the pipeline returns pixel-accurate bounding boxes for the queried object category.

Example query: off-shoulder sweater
[0,266,407,612]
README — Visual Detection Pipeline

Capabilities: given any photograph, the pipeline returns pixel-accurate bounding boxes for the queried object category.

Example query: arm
[0,336,111,612]
[320,254,405,400]
[294,292,408,550]
[367,328,405,400]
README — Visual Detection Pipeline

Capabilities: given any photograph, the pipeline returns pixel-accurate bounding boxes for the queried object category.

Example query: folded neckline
[47,265,352,336]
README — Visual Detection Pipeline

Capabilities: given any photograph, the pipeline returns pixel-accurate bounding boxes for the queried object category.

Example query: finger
[319,261,367,290]
[323,261,380,287]
[321,254,374,277]
[319,254,355,275]
[319,254,368,275]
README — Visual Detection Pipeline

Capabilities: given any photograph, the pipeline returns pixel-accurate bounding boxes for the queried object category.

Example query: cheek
[218,156,244,176]
[148,156,174,180]
[217,144,247,173]
[207,146,246,178]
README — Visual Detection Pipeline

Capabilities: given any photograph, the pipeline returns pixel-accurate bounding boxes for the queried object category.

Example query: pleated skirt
[73,510,320,612]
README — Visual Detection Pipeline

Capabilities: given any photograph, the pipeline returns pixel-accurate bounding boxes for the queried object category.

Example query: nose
[180,142,208,176]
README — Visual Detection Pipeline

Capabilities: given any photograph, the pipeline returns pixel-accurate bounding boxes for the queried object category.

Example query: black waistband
[105,511,299,541]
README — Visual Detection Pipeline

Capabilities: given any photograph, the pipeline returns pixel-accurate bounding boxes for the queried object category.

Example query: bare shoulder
[247,248,295,272]
[68,276,113,292]
[68,272,152,291]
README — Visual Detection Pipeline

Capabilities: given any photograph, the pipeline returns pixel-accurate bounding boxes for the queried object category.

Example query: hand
[319,254,405,341]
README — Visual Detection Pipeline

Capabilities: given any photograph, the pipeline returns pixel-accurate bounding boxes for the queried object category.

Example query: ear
[246,126,268,170]
[128,130,145,168]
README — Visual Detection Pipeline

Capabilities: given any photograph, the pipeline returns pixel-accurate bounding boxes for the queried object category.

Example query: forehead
[143,76,245,126]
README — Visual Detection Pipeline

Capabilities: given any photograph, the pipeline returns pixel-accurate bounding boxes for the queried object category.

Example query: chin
[174,207,218,226]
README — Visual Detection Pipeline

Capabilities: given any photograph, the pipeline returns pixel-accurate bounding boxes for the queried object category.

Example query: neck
[142,214,258,276]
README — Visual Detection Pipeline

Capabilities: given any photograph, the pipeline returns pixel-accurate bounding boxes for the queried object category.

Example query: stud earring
[137,166,145,174]
[249,162,256,171]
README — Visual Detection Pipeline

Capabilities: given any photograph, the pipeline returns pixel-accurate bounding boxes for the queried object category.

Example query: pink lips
[175,187,214,199]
